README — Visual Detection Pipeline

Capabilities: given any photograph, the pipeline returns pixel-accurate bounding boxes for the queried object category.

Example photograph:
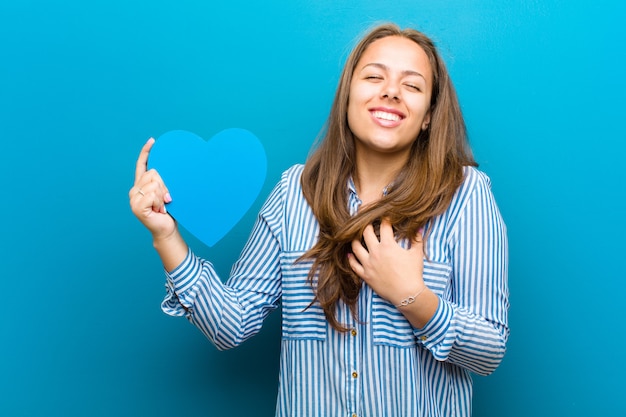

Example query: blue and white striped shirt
[162,164,509,417]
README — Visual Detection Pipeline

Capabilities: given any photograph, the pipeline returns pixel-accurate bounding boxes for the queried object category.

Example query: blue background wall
[1,0,624,415]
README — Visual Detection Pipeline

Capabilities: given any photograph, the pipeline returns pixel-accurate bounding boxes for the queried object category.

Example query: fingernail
[165,193,172,203]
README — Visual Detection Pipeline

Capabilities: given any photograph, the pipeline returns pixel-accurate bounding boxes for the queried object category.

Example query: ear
[421,110,431,131]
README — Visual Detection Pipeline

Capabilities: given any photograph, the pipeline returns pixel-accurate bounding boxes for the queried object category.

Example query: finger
[378,219,395,243]
[351,238,369,261]
[133,168,172,205]
[142,180,169,214]
[136,168,172,203]
[362,224,379,250]
[134,137,155,184]
[129,173,155,200]
[129,185,146,200]
[130,177,168,214]
[347,252,365,278]
[151,191,168,214]
[144,169,172,203]
[135,185,167,215]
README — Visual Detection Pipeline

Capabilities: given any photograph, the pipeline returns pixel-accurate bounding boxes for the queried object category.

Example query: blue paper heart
[148,129,267,247]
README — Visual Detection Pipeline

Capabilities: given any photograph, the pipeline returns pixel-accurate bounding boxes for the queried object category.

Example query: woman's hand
[129,138,176,240]
[349,219,438,328]
[129,138,189,271]
[348,219,425,306]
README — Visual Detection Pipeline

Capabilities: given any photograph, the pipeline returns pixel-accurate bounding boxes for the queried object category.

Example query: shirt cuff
[165,247,203,294]
[413,298,453,349]
[161,248,203,316]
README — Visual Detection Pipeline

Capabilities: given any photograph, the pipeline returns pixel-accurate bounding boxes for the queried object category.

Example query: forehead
[356,36,432,81]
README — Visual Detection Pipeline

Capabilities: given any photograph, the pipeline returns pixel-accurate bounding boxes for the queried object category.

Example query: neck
[353,150,408,206]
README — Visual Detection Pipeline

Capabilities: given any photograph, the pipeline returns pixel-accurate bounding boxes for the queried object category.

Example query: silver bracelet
[395,285,427,307]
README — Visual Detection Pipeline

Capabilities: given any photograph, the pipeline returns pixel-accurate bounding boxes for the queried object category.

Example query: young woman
[130,23,509,417]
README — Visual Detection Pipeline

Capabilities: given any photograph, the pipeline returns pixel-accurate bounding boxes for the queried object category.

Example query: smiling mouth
[371,110,403,122]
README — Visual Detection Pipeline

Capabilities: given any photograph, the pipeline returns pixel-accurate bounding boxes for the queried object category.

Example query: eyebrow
[361,63,426,81]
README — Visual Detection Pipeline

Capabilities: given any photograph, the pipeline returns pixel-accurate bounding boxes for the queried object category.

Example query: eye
[365,75,383,81]
[404,83,421,92]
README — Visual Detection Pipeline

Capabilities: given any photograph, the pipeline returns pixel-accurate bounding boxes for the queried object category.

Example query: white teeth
[372,111,401,121]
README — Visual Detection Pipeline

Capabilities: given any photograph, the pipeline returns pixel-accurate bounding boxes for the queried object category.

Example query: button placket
[347,324,361,410]
[342,305,361,417]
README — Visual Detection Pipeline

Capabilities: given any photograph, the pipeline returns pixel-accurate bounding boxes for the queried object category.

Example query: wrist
[152,230,184,251]
[395,288,439,329]
[152,224,180,245]
[152,229,188,272]
[395,284,427,308]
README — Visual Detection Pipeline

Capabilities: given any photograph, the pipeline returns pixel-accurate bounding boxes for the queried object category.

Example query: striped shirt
[162,164,509,417]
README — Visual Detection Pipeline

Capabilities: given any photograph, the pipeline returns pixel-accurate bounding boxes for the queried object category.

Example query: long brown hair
[300,23,476,331]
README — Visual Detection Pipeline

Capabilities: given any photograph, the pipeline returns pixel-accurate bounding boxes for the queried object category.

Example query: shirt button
[352,414,358,417]
[352,371,358,378]
[351,329,357,336]
[420,335,428,341]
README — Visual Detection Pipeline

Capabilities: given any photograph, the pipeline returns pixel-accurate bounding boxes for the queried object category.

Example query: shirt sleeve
[160,180,285,351]
[413,170,510,376]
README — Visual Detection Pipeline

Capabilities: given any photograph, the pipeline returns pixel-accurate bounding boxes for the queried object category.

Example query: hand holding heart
[129,138,177,241]
[129,129,267,249]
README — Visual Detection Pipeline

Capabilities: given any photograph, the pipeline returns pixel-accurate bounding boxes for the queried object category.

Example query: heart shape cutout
[148,129,267,247]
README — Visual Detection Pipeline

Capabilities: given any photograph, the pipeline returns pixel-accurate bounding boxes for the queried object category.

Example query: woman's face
[347,36,433,161]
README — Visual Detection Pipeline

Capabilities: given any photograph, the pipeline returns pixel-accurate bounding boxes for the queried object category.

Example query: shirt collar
[347,176,393,198]
[348,176,358,196]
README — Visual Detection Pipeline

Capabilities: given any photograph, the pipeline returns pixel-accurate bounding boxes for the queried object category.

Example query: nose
[381,80,400,101]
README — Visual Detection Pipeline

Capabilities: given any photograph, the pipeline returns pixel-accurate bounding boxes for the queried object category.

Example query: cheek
[347,91,365,129]
[408,98,431,121]
[349,80,378,105]
[346,101,360,134]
